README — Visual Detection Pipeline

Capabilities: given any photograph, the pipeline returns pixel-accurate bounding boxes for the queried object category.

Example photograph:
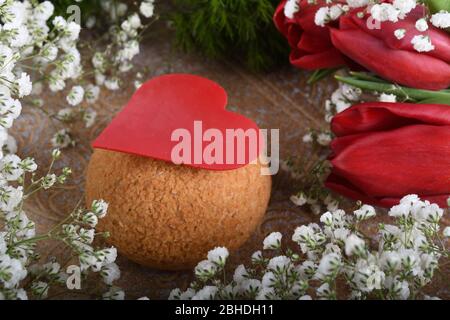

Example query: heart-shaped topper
[92,74,262,170]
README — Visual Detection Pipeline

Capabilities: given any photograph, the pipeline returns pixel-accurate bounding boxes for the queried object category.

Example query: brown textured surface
[85,149,271,270]
[14,25,449,299]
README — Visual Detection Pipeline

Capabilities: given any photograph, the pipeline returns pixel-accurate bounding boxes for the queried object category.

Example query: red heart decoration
[92,74,262,170]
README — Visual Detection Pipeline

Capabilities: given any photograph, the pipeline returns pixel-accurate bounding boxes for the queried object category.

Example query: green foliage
[170,0,289,72]
[425,0,450,14]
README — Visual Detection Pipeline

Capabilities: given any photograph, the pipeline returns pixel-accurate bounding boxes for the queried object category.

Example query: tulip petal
[330,28,450,90]
[330,125,450,199]
[332,102,450,137]
[298,32,332,52]
[290,47,345,69]
[326,174,450,208]
[346,7,450,64]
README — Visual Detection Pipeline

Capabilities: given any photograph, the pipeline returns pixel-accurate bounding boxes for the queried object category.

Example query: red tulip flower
[325,102,450,208]
[273,0,347,70]
[330,6,450,90]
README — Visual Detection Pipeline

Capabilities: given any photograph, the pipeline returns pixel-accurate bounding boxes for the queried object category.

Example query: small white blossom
[207,247,229,266]
[371,3,400,22]
[443,227,450,237]
[140,1,155,18]
[411,35,435,52]
[315,7,330,27]
[233,264,248,283]
[353,205,376,221]
[15,73,32,98]
[379,93,397,102]
[345,234,365,256]
[346,0,369,8]
[290,193,307,206]
[66,85,84,106]
[284,0,299,19]
[394,28,406,39]
[101,263,121,285]
[263,232,282,250]
[415,18,428,32]
[430,11,450,29]
[191,286,218,300]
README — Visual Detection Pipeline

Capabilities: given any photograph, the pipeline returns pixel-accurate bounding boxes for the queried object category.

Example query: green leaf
[307,68,340,85]
[426,0,450,13]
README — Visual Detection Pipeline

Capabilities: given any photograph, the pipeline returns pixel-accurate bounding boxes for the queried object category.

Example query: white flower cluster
[284,0,300,19]
[171,195,448,300]
[369,0,449,53]
[91,0,155,93]
[22,0,157,149]
[309,0,449,54]
[324,84,362,121]
[0,1,122,300]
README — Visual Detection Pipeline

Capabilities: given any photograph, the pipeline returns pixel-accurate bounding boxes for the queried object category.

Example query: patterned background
[14,27,449,299]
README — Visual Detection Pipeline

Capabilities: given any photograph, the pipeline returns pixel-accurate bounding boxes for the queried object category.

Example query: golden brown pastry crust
[86,149,272,270]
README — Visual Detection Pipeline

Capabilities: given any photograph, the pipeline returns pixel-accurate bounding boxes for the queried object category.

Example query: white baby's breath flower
[256,287,276,300]
[83,109,97,128]
[82,212,98,228]
[346,0,369,8]
[195,260,217,280]
[191,286,218,300]
[15,72,32,98]
[0,154,23,181]
[233,264,248,283]
[290,193,307,206]
[267,255,292,273]
[443,227,450,237]
[263,232,282,250]
[394,28,406,39]
[207,247,229,266]
[284,0,299,19]
[251,250,263,264]
[41,173,56,189]
[317,132,332,146]
[51,129,74,149]
[353,205,376,221]
[91,199,108,218]
[85,84,100,104]
[371,3,400,22]
[379,93,397,103]
[345,234,365,256]
[393,0,416,19]
[411,35,435,52]
[140,1,155,18]
[415,18,428,32]
[315,7,330,27]
[430,11,450,29]
[66,85,84,106]
[315,252,341,280]
[105,78,120,91]
[101,263,121,285]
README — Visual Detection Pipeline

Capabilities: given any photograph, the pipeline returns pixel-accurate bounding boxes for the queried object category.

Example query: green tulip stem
[307,68,340,85]
[335,75,450,104]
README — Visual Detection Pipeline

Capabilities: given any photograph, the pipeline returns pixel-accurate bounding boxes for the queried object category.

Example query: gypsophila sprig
[0,148,123,299]
[0,1,124,299]
[10,1,159,148]
[170,196,449,300]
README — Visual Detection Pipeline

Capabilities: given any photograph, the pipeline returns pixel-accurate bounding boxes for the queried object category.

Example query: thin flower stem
[335,75,450,103]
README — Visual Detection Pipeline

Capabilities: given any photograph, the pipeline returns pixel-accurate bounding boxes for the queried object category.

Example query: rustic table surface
[17,28,449,300]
